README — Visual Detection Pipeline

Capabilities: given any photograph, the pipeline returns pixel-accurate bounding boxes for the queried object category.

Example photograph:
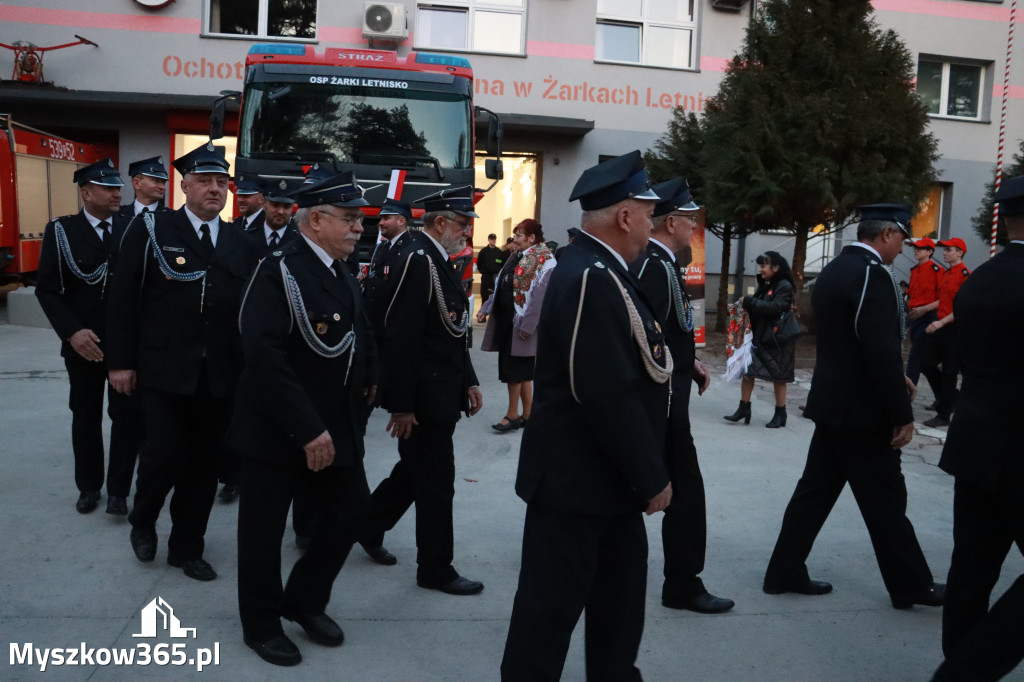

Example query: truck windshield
[238,82,473,170]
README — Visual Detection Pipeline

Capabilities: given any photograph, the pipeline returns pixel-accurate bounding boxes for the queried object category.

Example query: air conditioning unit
[363,2,408,41]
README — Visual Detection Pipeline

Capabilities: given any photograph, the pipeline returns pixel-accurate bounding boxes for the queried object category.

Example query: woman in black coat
[724,251,796,428]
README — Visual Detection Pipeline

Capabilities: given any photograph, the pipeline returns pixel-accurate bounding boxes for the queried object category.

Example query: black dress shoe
[361,543,397,565]
[417,575,484,595]
[763,578,833,596]
[76,490,101,514]
[923,415,950,428]
[663,591,735,614]
[492,416,521,432]
[891,582,946,609]
[106,495,128,516]
[218,483,240,503]
[245,634,301,666]
[283,611,345,646]
[167,556,217,581]
[130,526,157,562]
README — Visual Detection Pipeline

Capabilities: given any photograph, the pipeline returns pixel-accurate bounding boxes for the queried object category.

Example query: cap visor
[454,209,480,218]
[632,187,661,202]
[331,198,370,207]
[677,201,699,211]
[190,165,230,174]
[141,171,169,180]
[91,178,124,187]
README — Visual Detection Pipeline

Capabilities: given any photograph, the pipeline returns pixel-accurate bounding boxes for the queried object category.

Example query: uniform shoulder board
[961,266,970,276]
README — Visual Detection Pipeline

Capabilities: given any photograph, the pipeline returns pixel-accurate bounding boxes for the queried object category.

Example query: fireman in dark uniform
[362,197,415,340]
[632,177,734,615]
[357,186,485,595]
[36,159,144,516]
[243,180,300,257]
[232,176,265,232]
[106,143,257,581]
[118,156,169,219]
[921,237,971,427]
[904,236,943,400]
[231,172,376,667]
[502,151,673,681]
[933,175,1024,682]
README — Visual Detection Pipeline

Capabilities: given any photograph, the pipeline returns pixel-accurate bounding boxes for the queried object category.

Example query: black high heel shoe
[724,401,752,424]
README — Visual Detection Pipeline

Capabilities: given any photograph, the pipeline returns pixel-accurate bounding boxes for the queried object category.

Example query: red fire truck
[0,115,114,282]
[210,43,503,264]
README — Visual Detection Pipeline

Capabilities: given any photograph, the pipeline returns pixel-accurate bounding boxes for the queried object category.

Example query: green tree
[700,0,938,293]
[971,140,1024,248]
[645,109,759,332]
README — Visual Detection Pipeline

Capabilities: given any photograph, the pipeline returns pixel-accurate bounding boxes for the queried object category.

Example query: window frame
[414,1,528,57]
[916,56,990,122]
[203,0,320,42]
[595,0,698,71]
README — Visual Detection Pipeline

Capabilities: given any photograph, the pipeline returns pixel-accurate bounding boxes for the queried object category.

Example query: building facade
[1,0,1019,298]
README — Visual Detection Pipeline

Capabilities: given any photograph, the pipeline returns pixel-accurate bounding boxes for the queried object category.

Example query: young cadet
[106,142,257,581]
[36,159,143,516]
[118,156,169,219]
[632,177,734,615]
[904,236,944,402]
[502,151,672,681]
[921,237,971,427]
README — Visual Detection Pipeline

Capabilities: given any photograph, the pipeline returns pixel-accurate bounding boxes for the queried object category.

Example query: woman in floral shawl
[477,219,556,432]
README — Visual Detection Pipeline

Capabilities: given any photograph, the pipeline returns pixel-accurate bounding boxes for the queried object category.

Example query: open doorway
[473,153,539,252]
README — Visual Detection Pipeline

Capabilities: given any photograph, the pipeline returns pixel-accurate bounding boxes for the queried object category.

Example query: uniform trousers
[920,325,960,418]
[935,478,1024,681]
[765,425,934,597]
[359,421,458,583]
[905,311,940,397]
[501,504,647,682]
[129,371,230,561]
[238,456,370,642]
[64,353,143,496]
[661,424,708,602]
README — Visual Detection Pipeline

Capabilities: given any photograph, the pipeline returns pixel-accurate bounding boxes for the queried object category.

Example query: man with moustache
[232,172,376,666]
[106,142,256,581]
[118,156,169,219]
[357,186,485,594]
[502,151,673,681]
[36,159,144,516]
[632,177,734,615]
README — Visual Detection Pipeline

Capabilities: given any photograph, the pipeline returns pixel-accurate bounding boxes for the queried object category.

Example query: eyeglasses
[444,215,472,230]
[670,212,698,222]
[318,210,364,226]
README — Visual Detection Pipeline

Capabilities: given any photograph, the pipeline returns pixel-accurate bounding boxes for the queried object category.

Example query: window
[916,58,986,120]
[596,0,697,70]
[206,0,317,40]
[416,1,526,56]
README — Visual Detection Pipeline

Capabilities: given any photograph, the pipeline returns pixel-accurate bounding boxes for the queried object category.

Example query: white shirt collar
[183,206,220,245]
[134,199,158,214]
[422,230,450,260]
[263,223,286,243]
[245,208,263,227]
[301,234,338,274]
[584,231,628,270]
[649,237,676,263]
[853,242,883,262]
[82,210,105,229]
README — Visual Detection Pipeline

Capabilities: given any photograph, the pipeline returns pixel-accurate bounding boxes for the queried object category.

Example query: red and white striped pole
[992,0,1018,258]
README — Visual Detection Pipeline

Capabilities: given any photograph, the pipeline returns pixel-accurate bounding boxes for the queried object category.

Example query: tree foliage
[971,140,1024,247]
[700,0,938,291]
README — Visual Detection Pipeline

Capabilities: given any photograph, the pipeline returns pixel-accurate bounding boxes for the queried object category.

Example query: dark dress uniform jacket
[229,237,375,466]
[378,231,479,423]
[234,210,265,235]
[803,245,913,430]
[363,229,418,340]
[105,210,256,397]
[243,220,298,258]
[939,243,1024,495]
[36,211,128,357]
[633,241,696,427]
[516,233,671,515]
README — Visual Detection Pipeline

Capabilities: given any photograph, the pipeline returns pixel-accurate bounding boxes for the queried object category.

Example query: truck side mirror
[209,90,241,141]
[485,117,503,157]
[485,158,503,181]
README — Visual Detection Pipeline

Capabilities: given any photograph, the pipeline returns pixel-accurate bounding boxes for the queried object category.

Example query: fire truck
[0,115,114,282]
[210,43,503,264]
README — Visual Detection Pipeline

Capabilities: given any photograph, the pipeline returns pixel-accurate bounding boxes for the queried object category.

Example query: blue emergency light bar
[249,44,307,56]
[414,52,472,68]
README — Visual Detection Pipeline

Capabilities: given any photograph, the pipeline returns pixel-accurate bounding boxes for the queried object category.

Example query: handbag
[763,308,803,347]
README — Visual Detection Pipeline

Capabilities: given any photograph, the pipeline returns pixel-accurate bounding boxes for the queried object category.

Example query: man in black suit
[763,203,944,609]
[232,177,265,232]
[356,185,485,595]
[231,172,376,667]
[362,197,414,340]
[36,159,144,516]
[501,151,673,681]
[932,177,1024,682]
[632,178,733,615]
[118,156,169,219]
[476,233,504,301]
[106,142,257,582]
[242,180,300,257]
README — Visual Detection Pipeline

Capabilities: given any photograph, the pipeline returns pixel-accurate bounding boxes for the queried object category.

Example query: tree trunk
[791,225,809,298]
[715,223,733,332]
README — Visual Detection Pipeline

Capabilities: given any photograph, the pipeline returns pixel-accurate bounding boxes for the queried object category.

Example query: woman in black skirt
[477,219,557,432]
[724,251,796,428]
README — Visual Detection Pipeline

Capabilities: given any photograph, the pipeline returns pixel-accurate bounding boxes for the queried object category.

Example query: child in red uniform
[922,237,971,427]
[905,237,944,401]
